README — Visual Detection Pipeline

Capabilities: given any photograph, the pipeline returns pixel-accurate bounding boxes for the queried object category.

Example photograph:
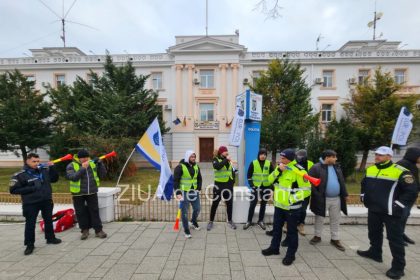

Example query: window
[252,71,261,86]
[25,75,35,82]
[322,70,333,88]
[358,70,370,85]
[151,72,163,90]
[200,70,214,88]
[199,103,214,121]
[321,104,333,123]
[55,74,65,87]
[394,69,406,85]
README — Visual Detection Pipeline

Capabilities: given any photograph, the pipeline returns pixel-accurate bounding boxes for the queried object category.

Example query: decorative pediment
[168,36,246,54]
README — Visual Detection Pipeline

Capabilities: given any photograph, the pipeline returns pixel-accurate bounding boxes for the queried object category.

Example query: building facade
[1,35,419,166]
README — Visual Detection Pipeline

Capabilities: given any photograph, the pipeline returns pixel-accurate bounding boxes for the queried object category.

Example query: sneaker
[309,236,321,245]
[266,230,273,236]
[257,221,267,230]
[46,238,62,245]
[227,221,237,230]
[297,224,306,236]
[189,221,201,231]
[385,269,404,279]
[207,221,214,231]
[243,222,252,230]
[356,249,383,263]
[261,247,280,256]
[95,230,107,239]
[24,245,34,255]
[184,230,192,239]
[330,240,345,251]
[81,229,89,240]
[282,255,295,266]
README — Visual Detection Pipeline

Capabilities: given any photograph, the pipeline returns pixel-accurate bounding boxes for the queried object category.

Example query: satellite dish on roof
[376,12,383,20]
[367,21,374,28]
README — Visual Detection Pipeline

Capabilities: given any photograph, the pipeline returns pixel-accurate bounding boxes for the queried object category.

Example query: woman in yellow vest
[173,150,202,239]
[65,149,107,240]
[244,148,274,230]
[207,146,237,231]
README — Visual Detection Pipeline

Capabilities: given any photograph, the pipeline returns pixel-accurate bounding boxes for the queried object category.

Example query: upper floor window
[358,70,370,85]
[55,74,65,87]
[25,75,35,82]
[199,103,214,121]
[151,72,163,90]
[394,69,406,85]
[200,70,214,88]
[321,104,333,123]
[322,70,333,88]
[252,71,262,86]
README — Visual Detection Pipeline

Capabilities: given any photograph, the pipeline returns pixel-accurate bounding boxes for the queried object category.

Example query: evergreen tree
[0,70,52,162]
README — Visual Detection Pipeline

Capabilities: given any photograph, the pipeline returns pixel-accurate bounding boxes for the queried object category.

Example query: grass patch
[0,167,159,193]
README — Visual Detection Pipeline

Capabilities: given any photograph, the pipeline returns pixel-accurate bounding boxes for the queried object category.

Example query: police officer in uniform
[174,150,202,238]
[244,148,274,230]
[357,146,417,280]
[9,153,62,255]
[261,149,311,266]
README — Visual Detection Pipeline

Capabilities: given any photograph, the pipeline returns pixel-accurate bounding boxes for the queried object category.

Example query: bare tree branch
[254,0,283,20]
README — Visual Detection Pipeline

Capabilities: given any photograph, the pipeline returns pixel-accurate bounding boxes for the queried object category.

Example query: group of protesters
[9,144,420,279]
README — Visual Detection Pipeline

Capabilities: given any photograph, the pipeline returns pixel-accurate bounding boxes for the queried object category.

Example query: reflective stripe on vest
[180,164,199,191]
[273,163,308,210]
[214,158,233,183]
[70,161,100,194]
[365,163,406,215]
[251,160,271,187]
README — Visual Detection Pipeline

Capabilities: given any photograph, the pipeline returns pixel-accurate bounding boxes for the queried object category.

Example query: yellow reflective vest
[180,164,199,191]
[251,160,271,187]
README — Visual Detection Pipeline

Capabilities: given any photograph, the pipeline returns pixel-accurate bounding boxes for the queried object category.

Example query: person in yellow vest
[357,146,417,280]
[207,146,237,231]
[174,150,202,239]
[65,149,107,240]
[261,149,311,266]
[243,148,274,230]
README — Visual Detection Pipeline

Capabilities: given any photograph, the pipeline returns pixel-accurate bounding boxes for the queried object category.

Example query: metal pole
[116,147,136,187]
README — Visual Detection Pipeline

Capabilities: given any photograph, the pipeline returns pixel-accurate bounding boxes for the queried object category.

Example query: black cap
[280,149,295,161]
[77,149,90,158]
[258,148,267,156]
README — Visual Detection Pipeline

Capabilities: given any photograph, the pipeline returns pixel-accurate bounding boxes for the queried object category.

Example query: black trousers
[270,207,300,258]
[210,185,233,222]
[247,187,272,223]
[297,197,310,225]
[22,200,55,246]
[72,193,103,233]
[368,210,405,272]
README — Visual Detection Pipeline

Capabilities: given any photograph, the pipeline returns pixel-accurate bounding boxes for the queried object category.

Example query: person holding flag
[173,150,202,238]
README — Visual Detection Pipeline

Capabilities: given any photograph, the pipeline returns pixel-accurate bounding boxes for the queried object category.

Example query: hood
[403,147,420,163]
[184,150,195,164]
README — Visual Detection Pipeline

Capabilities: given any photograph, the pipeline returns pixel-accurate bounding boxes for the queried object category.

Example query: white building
[1,34,419,166]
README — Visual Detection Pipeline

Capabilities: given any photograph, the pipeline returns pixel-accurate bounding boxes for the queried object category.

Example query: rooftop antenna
[316,34,324,51]
[205,0,208,36]
[367,0,383,40]
[38,0,98,47]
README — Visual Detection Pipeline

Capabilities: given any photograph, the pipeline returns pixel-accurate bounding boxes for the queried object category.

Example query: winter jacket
[173,159,203,195]
[397,147,420,190]
[308,161,348,217]
[65,159,106,195]
[361,160,417,217]
[9,165,59,205]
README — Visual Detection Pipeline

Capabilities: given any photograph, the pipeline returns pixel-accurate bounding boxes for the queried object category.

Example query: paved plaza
[0,222,420,279]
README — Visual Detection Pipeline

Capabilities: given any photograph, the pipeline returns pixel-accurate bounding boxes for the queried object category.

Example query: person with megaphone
[308,150,348,252]
[66,149,107,240]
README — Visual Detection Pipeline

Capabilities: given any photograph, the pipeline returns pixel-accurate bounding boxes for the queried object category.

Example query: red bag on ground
[40,208,76,233]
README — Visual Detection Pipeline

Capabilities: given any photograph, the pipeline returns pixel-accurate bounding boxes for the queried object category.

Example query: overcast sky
[0,0,419,57]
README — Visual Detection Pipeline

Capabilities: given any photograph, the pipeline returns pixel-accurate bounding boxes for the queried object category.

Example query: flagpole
[116,147,136,187]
